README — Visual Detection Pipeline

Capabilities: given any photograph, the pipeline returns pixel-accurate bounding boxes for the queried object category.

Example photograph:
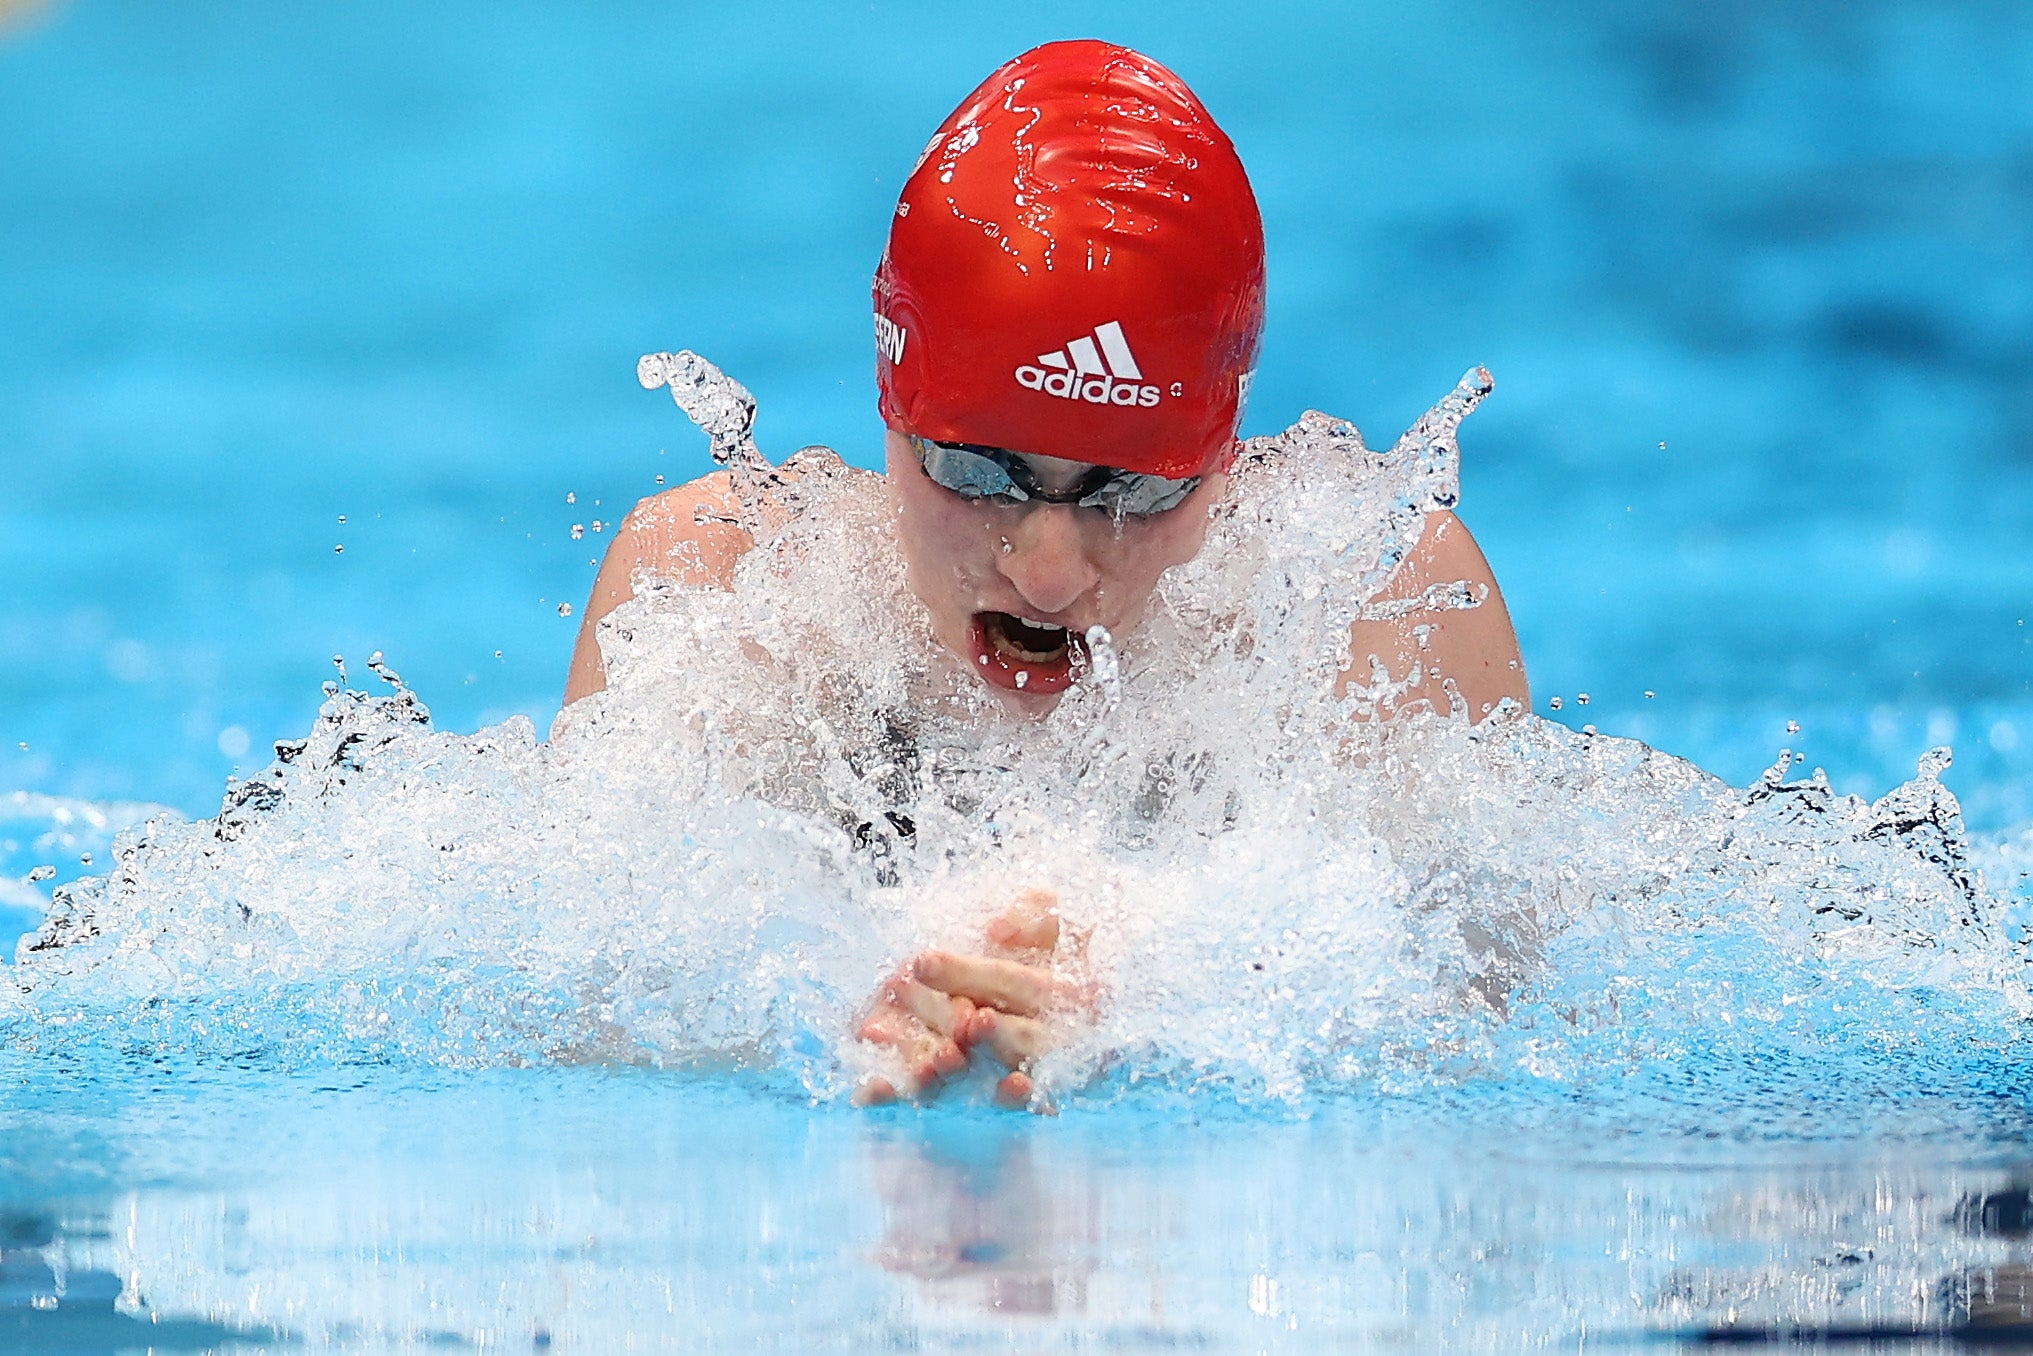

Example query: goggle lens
[911,438,1198,517]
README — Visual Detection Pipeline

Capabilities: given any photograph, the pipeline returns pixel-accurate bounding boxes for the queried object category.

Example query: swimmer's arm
[561,472,754,705]
[1339,510,1529,723]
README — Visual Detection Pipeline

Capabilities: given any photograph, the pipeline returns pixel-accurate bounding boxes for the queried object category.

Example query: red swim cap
[874,40,1265,481]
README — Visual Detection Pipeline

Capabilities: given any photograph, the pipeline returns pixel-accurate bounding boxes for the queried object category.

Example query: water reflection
[866,1124,2033,1351]
[12,1070,2033,1351]
[1,1207,284,1351]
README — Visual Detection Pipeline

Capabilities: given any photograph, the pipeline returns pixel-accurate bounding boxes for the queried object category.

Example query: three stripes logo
[1014,321,1164,409]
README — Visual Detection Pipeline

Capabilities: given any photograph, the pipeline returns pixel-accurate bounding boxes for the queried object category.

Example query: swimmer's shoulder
[563,472,756,704]
[611,471,756,590]
[1343,510,1529,723]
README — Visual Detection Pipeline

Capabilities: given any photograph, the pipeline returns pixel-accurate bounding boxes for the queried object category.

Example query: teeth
[985,612,1073,665]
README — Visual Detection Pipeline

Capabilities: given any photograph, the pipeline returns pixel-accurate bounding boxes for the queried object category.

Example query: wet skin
[883,429,1223,710]
[563,427,1529,1110]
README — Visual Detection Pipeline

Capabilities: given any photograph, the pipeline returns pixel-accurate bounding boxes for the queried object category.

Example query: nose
[997,503,1100,617]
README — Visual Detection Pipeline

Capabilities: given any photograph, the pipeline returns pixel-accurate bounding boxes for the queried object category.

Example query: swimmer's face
[885,427,1225,714]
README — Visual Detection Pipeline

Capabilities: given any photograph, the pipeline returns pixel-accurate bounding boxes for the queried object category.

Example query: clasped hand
[853,888,1092,1112]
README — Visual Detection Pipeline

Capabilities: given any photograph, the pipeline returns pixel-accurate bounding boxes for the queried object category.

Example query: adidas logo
[1015,321,1163,408]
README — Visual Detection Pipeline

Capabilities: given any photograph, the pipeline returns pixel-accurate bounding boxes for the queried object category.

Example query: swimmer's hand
[852,888,1093,1113]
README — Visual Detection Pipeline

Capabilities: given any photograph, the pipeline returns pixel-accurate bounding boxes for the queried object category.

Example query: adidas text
[1014,366,1162,407]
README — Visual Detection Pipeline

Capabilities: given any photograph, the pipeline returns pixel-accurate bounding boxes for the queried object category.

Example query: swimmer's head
[874,40,1265,481]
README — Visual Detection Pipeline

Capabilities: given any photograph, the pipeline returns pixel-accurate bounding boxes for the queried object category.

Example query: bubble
[334,545,345,554]
[1576,693,1590,706]
[571,525,585,540]
[1548,697,1563,711]
[337,514,347,524]
[557,603,574,618]
[1643,691,1655,700]
[1786,721,1801,735]
[567,492,577,504]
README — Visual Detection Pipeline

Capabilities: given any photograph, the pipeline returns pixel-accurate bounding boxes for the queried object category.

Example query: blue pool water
[6,1,2033,1350]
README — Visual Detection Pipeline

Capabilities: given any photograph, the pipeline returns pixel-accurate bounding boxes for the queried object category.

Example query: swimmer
[563,40,1528,1108]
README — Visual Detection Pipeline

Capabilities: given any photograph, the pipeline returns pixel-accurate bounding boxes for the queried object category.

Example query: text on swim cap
[875,314,907,364]
[1015,321,1162,408]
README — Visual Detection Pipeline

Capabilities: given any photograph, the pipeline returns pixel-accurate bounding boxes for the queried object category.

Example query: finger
[915,951,1058,1017]
[986,888,1061,954]
[858,1003,962,1094]
[856,1000,921,1048]
[853,1076,899,1107]
[966,1006,1054,1070]
[887,975,975,1039]
[994,1071,1057,1116]
[986,909,1059,955]
[994,1071,1033,1109]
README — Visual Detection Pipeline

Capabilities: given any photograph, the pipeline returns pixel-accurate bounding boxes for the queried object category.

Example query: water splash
[7,360,2027,1109]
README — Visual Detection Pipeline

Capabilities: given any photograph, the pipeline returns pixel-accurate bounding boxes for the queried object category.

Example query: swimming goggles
[909,436,1199,517]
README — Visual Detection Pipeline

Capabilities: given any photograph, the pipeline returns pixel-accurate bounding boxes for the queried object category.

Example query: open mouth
[967,611,1089,695]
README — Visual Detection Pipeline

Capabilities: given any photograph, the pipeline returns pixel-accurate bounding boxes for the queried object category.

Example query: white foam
[8,356,2027,1104]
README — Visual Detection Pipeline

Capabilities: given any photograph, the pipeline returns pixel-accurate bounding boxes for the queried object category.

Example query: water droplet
[1786,720,1801,735]
[1014,671,1029,688]
[368,650,384,666]
[1657,441,1667,450]
[1643,690,1656,700]
[494,650,504,660]
[655,474,666,485]
[1576,693,1590,706]
[337,514,347,524]
[571,524,585,540]
[566,492,577,504]
[27,865,54,883]
[557,603,574,618]
[334,544,345,554]
[1000,537,1013,555]
[1548,696,1563,710]
[592,520,605,534]
[1582,725,1598,737]
[79,853,92,866]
